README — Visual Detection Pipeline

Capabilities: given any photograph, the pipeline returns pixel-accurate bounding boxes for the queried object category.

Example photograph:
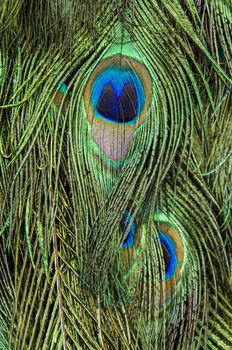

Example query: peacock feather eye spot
[121,211,136,248]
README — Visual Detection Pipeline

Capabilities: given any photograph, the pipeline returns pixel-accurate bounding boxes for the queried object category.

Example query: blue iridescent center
[122,211,136,248]
[158,232,178,280]
[91,67,145,124]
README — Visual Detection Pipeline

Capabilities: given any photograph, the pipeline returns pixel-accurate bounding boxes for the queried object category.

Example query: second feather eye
[121,213,184,300]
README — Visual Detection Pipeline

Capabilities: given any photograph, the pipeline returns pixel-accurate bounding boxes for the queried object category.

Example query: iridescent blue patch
[122,211,136,248]
[158,232,178,280]
[56,82,72,96]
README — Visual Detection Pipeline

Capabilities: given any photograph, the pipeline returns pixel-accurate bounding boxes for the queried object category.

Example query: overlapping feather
[0,0,231,349]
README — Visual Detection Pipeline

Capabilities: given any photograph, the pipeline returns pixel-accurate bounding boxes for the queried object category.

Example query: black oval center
[96,83,137,123]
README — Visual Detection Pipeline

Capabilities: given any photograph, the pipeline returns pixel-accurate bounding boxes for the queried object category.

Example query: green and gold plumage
[0,1,231,349]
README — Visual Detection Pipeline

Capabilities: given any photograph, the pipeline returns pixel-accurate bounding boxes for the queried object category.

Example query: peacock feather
[0,0,231,349]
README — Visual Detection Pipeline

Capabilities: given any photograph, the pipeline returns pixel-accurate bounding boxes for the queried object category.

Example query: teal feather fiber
[0,1,231,349]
